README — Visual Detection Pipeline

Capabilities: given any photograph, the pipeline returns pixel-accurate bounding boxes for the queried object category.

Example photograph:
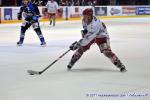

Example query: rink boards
[0,6,150,24]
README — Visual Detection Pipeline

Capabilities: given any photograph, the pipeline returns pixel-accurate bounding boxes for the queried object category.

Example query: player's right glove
[17,13,22,20]
[69,41,80,51]
[81,29,88,37]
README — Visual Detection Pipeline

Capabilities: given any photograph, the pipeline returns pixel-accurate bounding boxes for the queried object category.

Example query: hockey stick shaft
[39,49,71,74]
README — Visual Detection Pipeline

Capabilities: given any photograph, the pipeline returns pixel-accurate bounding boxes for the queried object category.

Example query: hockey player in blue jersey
[17,0,46,46]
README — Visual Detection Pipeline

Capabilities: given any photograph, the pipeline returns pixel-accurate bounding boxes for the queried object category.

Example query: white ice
[0,18,150,100]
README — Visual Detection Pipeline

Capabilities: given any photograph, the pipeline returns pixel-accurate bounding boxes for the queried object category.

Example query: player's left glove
[81,29,88,38]
[69,41,80,51]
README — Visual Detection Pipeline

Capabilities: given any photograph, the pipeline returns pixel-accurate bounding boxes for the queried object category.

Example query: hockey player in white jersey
[46,0,59,26]
[67,8,127,72]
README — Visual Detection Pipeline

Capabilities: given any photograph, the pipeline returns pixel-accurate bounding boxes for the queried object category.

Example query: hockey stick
[27,49,71,75]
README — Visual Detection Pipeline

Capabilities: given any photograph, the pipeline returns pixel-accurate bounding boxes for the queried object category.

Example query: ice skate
[17,41,23,46]
[41,42,46,47]
[67,63,74,71]
[117,64,127,72]
[49,20,52,25]
[53,22,55,26]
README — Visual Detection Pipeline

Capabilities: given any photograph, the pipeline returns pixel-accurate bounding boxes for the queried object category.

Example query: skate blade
[17,44,23,46]
[41,44,46,47]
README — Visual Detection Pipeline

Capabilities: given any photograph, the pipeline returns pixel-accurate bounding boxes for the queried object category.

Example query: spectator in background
[32,0,40,5]
[15,0,150,7]
[93,0,97,6]
[103,0,110,5]
[66,0,71,6]
[35,0,48,6]
[110,0,116,5]
[17,0,21,6]
[71,0,74,5]
[0,0,1,6]
[88,0,93,6]
[42,0,49,5]
[81,0,86,6]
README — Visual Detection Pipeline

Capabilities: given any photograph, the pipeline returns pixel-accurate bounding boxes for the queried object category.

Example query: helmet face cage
[82,8,93,23]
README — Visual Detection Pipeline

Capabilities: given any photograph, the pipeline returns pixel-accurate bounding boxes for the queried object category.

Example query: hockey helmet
[23,0,30,4]
[82,8,93,16]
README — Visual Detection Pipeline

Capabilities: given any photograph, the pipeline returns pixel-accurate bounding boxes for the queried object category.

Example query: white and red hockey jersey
[46,1,59,13]
[79,16,109,46]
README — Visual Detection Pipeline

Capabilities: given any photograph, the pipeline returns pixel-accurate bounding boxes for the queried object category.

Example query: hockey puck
[30,73,34,75]
[27,70,35,75]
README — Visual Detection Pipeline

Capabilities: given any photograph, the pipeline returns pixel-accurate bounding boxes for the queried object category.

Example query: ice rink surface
[0,18,150,100]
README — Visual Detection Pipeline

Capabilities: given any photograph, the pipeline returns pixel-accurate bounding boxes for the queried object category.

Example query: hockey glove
[32,16,39,22]
[25,16,32,22]
[81,29,88,38]
[69,41,80,51]
[17,13,22,20]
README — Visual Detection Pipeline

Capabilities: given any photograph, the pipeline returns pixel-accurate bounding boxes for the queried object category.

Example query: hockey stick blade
[27,49,71,75]
[27,70,41,75]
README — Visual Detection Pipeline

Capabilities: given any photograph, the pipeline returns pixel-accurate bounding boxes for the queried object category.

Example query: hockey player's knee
[21,22,31,30]
[75,50,82,56]
[33,22,40,29]
[77,47,87,55]
[103,50,114,58]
